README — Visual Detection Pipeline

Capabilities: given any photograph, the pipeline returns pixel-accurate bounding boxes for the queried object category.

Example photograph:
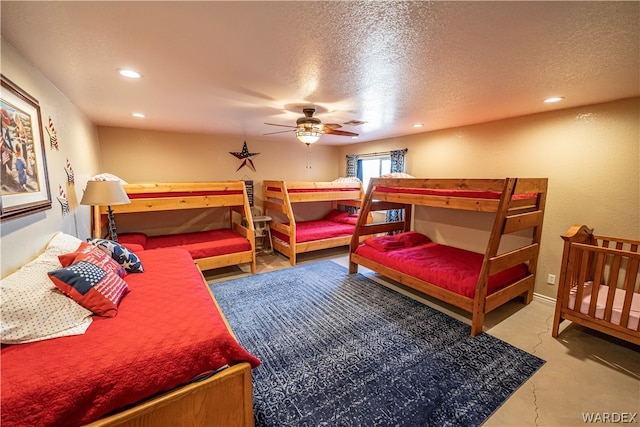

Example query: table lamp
[80,180,130,242]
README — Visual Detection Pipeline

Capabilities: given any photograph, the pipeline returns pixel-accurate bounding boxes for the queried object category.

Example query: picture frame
[1,75,51,221]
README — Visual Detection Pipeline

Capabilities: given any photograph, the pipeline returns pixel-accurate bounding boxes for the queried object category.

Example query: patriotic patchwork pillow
[58,242,127,277]
[87,238,144,273]
[50,243,130,317]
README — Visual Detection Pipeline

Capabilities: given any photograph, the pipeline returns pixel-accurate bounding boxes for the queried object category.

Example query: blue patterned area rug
[211,260,544,427]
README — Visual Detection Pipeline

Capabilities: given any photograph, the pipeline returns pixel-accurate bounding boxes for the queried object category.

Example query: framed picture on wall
[1,75,51,221]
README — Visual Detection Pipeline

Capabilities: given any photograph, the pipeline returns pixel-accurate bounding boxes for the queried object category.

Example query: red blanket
[355,241,527,298]
[120,229,252,260]
[271,219,355,244]
[1,248,260,427]
[375,186,536,200]
[267,186,358,193]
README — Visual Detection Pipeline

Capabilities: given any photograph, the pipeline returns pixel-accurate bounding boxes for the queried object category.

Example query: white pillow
[44,231,86,257]
[91,173,127,184]
[1,232,92,344]
[333,176,362,183]
[380,172,414,178]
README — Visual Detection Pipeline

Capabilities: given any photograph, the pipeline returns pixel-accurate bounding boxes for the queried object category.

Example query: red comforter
[375,186,536,200]
[271,219,356,244]
[355,239,527,298]
[1,248,260,427]
[119,229,252,260]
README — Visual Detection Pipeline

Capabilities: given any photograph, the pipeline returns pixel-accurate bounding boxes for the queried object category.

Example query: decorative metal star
[229,141,259,172]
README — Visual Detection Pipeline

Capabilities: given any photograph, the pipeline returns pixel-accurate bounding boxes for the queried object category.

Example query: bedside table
[252,215,273,254]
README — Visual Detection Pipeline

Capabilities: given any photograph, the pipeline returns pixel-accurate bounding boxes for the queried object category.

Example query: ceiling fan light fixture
[296,129,321,145]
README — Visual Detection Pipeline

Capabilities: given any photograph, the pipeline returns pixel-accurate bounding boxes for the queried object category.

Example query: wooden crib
[552,224,640,345]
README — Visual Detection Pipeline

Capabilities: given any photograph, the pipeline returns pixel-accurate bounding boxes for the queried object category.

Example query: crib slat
[587,251,606,318]
[573,249,589,312]
[619,257,639,329]
[604,253,623,322]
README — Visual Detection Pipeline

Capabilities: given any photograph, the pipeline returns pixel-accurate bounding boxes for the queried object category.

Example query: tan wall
[338,97,640,298]
[1,38,102,277]
[97,126,341,198]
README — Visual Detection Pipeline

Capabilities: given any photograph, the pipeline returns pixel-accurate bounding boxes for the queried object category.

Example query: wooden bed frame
[552,224,640,345]
[349,177,548,336]
[92,181,256,273]
[263,180,367,266]
[84,268,255,427]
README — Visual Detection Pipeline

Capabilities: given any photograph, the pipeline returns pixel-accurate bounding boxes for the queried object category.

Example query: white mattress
[568,281,640,330]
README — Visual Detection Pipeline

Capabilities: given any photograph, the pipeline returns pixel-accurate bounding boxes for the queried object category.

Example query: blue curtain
[346,155,358,178]
[386,149,408,226]
[345,154,358,214]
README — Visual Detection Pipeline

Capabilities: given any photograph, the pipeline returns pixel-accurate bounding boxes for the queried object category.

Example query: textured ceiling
[1,1,638,145]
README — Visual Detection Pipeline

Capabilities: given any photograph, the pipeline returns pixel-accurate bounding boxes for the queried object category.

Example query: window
[357,157,391,191]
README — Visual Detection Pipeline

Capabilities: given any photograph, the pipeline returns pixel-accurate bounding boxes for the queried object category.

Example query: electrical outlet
[547,274,556,285]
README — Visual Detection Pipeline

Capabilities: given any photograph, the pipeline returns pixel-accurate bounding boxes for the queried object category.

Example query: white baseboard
[533,292,556,305]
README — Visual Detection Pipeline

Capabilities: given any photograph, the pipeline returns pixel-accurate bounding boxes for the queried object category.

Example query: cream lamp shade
[80,180,130,241]
[80,180,131,206]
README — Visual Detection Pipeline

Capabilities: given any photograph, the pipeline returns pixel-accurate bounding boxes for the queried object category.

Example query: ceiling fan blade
[323,128,359,137]
[263,129,295,135]
[321,123,342,130]
[264,122,297,128]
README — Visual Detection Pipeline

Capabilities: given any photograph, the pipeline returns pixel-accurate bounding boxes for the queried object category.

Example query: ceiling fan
[264,107,359,145]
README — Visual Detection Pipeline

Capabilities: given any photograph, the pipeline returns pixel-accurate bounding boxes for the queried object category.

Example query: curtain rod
[346,148,407,159]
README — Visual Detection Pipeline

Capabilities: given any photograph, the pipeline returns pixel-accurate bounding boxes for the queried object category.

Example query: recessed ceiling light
[132,113,145,118]
[543,97,564,103]
[119,69,142,79]
[412,123,424,128]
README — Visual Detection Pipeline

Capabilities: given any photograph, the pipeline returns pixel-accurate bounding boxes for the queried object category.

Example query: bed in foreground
[1,232,260,427]
[349,177,548,336]
[552,224,639,345]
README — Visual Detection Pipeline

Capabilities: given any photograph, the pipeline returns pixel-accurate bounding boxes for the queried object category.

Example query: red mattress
[119,229,252,260]
[271,219,355,244]
[267,186,358,193]
[354,238,527,298]
[375,186,536,200]
[0,248,260,427]
[127,190,243,199]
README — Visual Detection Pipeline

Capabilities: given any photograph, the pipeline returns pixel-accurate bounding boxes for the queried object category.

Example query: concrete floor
[206,247,640,427]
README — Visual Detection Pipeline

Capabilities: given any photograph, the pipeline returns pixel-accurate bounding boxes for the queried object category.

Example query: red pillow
[363,235,405,251]
[323,209,350,223]
[337,214,359,225]
[121,243,145,253]
[58,242,126,278]
[118,232,148,248]
[397,231,432,247]
[50,242,130,317]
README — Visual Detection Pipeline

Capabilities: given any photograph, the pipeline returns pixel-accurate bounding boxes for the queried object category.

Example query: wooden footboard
[85,362,254,427]
[552,224,640,345]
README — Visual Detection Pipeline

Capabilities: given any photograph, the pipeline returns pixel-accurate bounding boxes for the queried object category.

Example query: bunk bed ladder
[472,178,547,336]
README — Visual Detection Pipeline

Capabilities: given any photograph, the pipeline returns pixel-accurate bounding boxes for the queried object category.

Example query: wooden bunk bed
[349,177,548,336]
[552,224,639,345]
[92,181,256,273]
[263,180,369,266]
